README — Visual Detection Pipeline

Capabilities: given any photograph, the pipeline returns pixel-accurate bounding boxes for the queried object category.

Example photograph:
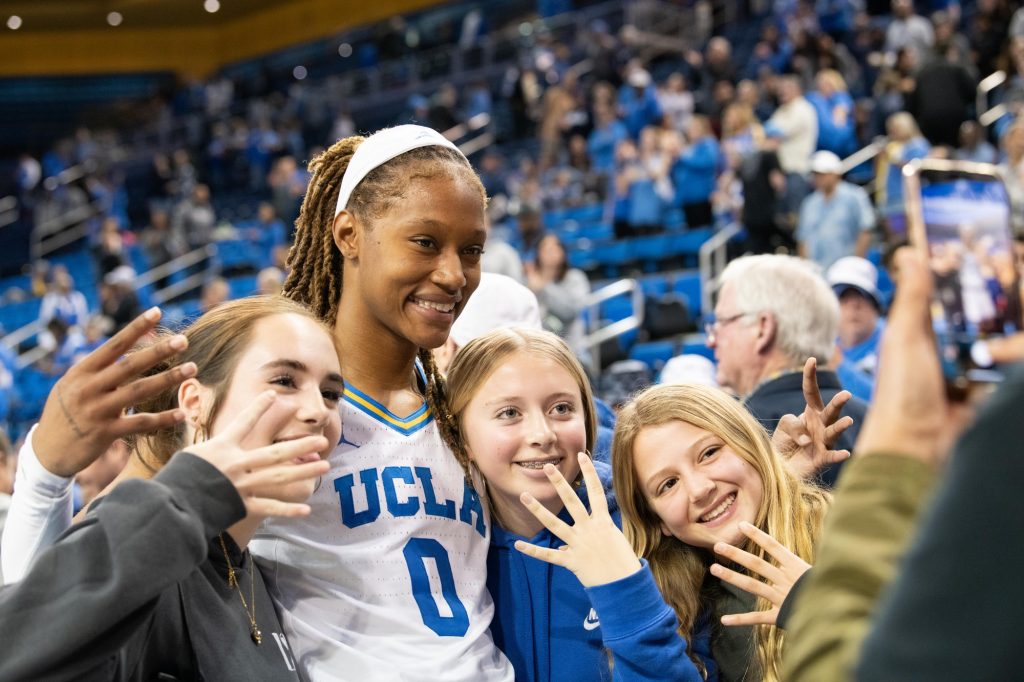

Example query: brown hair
[128,296,334,468]
[612,383,830,681]
[282,132,487,466]
[446,328,598,515]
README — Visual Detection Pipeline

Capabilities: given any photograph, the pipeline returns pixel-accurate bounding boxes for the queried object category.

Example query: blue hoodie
[488,461,717,682]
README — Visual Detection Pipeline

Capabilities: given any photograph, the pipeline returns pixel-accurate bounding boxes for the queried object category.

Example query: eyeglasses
[704,312,751,341]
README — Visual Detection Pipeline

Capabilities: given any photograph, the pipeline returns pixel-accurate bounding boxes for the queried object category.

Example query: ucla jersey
[251,384,513,682]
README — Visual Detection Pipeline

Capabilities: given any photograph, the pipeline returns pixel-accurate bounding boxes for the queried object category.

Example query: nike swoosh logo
[583,609,600,631]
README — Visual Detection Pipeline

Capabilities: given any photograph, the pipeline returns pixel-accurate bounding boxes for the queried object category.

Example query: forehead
[393,174,485,226]
[241,314,338,369]
[714,281,736,313]
[633,420,710,469]
[475,351,581,400]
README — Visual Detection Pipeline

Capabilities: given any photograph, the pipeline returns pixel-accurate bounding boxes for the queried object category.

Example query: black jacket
[0,453,301,681]
[744,369,869,487]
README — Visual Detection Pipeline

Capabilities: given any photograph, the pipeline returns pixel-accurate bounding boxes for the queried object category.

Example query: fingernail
[709,563,722,574]
[169,335,187,350]
[578,451,590,462]
[172,409,186,421]
[180,362,197,377]
[798,435,811,446]
[144,306,161,321]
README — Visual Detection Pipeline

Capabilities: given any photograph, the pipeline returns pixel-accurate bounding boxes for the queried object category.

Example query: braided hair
[283,134,486,482]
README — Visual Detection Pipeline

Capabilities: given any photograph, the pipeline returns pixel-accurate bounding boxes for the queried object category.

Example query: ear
[753,312,777,355]
[332,210,359,261]
[177,378,209,437]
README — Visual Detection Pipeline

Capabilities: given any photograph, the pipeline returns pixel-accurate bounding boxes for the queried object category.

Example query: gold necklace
[217,534,262,645]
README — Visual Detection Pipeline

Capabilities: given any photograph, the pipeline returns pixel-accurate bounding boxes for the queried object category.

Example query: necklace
[217,534,262,645]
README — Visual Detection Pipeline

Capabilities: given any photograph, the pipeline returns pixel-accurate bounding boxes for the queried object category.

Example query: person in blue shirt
[806,70,856,158]
[796,151,875,271]
[619,69,663,140]
[672,116,721,229]
[589,104,630,175]
[827,256,886,401]
[876,112,931,235]
[446,328,714,682]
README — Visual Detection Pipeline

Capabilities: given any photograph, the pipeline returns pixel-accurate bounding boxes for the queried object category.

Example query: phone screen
[918,170,1020,384]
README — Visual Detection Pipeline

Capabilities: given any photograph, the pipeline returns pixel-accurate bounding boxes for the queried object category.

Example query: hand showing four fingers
[710,521,811,627]
[514,452,641,588]
[34,307,197,477]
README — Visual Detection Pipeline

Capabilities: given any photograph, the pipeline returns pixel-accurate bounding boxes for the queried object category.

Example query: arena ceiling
[0,0,291,31]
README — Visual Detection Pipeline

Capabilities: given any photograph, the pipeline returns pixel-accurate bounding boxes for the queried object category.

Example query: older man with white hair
[708,254,868,485]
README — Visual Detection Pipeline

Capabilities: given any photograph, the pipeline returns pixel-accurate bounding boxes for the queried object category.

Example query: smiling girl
[0,297,340,680]
[446,328,711,681]
[612,383,831,682]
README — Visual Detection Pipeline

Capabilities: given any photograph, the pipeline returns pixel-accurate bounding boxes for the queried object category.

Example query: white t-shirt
[252,384,513,682]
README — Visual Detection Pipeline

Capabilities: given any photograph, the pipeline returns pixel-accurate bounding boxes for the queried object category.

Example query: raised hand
[771,357,854,480]
[710,522,811,627]
[188,391,330,519]
[514,452,641,588]
[33,307,197,477]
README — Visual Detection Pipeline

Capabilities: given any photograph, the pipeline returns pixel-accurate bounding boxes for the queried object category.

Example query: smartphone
[903,159,1020,393]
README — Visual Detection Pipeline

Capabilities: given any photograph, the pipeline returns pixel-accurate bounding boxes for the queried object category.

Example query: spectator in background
[907,45,976,147]
[797,151,875,270]
[481,215,525,284]
[808,69,857,157]
[74,439,129,511]
[70,314,111,366]
[199,277,229,314]
[256,267,284,296]
[38,268,89,331]
[539,71,582,170]
[622,128,672,235]
[708,254,867,486]
[765,76,818,223]
[657,72,695,133]
[515,206,545,258]
[587,102,629,175]
[92,217,127,279]
[99,266,141,333]
[526,234,591,362]
[140,208,187,275]
[28,261,51,299]
[618,68,662,139]
[876,112,931,234]
[172,183,216,252]
[874,47,919,124]
[954,121,997,164]
[37,317,86,376]
[246,201,287,252]
[828,257,885,400]
[672,116,720,228]
[738,137,789,254]
[885,0,935,59]
[267,157,307,226]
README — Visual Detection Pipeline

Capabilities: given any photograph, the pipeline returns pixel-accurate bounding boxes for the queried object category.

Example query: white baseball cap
[827,256,882,309]
[809,150,843,175]
[658,354,718,387]
[449,273,543,347]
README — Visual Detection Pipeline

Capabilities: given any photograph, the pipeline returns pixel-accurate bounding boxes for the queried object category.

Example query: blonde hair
[612,383,830,681]
[446,328,598,524]
[816,68,848,94]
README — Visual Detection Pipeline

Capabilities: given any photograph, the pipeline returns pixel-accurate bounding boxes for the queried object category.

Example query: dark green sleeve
[781,453,938,681]
[0,453,245,681]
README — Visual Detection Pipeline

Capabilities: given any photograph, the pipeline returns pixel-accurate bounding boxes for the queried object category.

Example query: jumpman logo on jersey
[338,429,361,449]
[583,608,600,631]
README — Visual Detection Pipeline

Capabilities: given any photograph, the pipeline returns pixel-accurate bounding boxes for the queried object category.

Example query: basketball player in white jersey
[254,126,514,680]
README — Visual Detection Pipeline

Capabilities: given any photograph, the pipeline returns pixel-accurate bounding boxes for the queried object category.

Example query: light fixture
[338,43,352,58]
[293,66,307,80]
[204,0,220,13]
[7,15,22,30]
[107,11,123,26]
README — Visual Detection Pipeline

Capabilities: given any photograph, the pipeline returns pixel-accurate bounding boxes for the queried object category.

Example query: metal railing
[698,222,741,315]
[978,70,1007,128]
[581,278,644,377]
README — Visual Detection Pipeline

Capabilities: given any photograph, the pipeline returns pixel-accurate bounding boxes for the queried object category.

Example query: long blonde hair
[612,383,830,681]
[446,328,598,526]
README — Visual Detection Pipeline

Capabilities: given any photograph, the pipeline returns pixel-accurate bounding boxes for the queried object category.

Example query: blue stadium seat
[228,275,259,299]
[600,295,634,323]
[672,272,703,317]
[0,298,42,331]
[215,239,265,273]
[639,275,669,298]
[629,340,676,373]
[680,340,715,361]
[632,234,673,271]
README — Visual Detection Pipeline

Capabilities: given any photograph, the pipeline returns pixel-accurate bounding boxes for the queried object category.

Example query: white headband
[334,124,465,217]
